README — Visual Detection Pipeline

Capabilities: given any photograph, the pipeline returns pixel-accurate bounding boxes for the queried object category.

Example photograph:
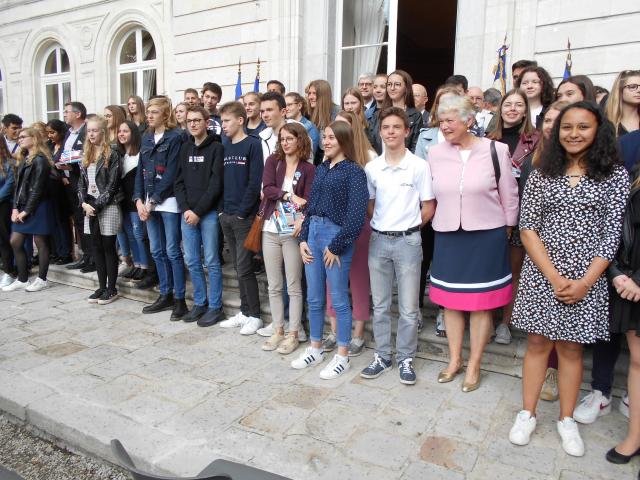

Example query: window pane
[342,0,388,48]
[62,82,71,104]
[143,69,157,102]
[119,32,136,64]
[0,89,4,116]
[47,112,58,121]
[60,49,70,73]
[142,30,156,61]
[46,84,59,112]
[120,72,137,104]
[44,50,58,74]
[0,68,3,81]
[341,44,387,94]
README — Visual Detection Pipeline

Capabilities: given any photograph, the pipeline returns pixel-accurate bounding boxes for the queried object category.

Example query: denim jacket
[0,161,15,204]
[132,128,183,205]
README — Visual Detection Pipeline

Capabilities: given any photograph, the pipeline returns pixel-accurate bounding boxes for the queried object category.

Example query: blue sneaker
[399,358,416,385]
[360,353,392,379]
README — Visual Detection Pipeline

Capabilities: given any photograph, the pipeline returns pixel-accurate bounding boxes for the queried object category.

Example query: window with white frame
[41,45,71,121]
[117,28,157,104]
[0,67,4,116]
[335,0,398,96]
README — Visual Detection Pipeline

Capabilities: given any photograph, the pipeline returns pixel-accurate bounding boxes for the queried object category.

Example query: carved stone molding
[68,15,105,63]
[0,30,30,73]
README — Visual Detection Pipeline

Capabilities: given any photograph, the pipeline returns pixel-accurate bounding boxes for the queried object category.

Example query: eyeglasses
[17,135,31,140]
[387,82,403,89]
[104,113,113,118]
[285,103,298,108]
[186,118,204,124]
[623,84,639,92]
[503,102,525,109]
[280,136,297,144]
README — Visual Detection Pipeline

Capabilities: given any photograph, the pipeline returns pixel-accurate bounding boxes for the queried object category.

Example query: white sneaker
[0,273,14,288]
[573,389,611,424]
[509,410,537,446]
[256,322,274,337]
[319,354,350,380]
[239,316,262,335]
[25,278,48,292]
[291,346,325,370]
[619,392,629,419]
[557,417,585,456]
[2,278,28,292]
[218,311,248,328]
[494,324,512,344]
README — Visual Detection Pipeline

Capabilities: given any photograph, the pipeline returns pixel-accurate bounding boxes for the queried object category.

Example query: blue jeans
[181,210,222,309]
[146,211,185,298]
[129,211,149,268]
[368,230,422,362]
[118,212,148,267]
[305,217,354,347]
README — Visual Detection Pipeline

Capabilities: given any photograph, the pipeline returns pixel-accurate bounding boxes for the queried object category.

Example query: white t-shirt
[150,132,179,213]
[366,149,435,232]
[263,176,294,233]
[530,105,542,126]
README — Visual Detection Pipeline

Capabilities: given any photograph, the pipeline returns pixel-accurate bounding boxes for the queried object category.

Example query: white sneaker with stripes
[291,347,325,370]
[319,354,350,380]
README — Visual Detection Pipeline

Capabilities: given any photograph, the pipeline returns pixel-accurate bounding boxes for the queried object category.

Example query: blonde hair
[147,97,177,130]
[16,127,52,166]
[427,86,461,128]
[341,88,369,128]
[306,79,334,130]
[335,110,374,167]
[605,70,640,136]
[82,116,112,168]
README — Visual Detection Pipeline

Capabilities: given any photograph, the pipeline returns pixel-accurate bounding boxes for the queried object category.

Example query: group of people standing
[1,62,640,475]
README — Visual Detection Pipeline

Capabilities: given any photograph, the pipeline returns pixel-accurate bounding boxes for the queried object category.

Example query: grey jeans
[262,231,304,332]
[368,230,422,362]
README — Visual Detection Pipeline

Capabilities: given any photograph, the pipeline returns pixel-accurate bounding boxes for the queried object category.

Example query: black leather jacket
[13,154,50,214]
[368,106,423,155]
[609,165,640,284]
[78,149,123,211]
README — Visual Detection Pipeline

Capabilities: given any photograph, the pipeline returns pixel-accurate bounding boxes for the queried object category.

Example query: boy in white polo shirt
[360,107,435,385]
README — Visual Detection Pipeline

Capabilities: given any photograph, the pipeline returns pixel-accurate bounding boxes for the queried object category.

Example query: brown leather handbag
[243,206,265,253]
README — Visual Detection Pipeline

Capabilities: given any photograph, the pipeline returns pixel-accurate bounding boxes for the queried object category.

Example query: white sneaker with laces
[239,316,263,335]
[26,278,48,292]
[494,324,512,344]
[218,311,248,328]
[0,273,14,288]
[291,347,324,370]
[557,417,585,456]
[257,321,290,337]
[509,410,537,446]
[573,389,611,424]
[319,354,350,380]
[2,278,29,292]
[619,392,629,419]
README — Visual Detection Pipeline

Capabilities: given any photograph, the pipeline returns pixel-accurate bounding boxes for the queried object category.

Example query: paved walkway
[0,283,631,479]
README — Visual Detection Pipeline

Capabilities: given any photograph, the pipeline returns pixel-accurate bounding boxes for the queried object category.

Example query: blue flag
[235,59,242,99]
[563,39,572,80]
[253,58,260,92]
[493,36,508,95]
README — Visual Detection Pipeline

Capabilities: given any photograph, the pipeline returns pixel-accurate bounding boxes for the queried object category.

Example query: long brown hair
[105,105,127,144]
[335,110,374,167]
[285,92,308,117]
[488,88,535,141]
[15,128,52,167]
[83,116,112,168]
[382,69,415,110]
[306,79,334,130]
[326,121,358,167]
[275,122,312,162]
[605,69,640,136]
[127,95,146,125]
[341,88,368,128]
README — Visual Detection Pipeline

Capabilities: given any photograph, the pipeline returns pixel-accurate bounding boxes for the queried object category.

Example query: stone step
[46,264,629,391]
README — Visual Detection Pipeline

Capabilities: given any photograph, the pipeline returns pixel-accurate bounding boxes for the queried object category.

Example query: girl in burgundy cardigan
[260,122,315,355]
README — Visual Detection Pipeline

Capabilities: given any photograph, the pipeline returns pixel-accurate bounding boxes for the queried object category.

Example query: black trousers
[590,334,622,398]
[0,201,15,275]
[419,222,435,308]
[90,218,118,291]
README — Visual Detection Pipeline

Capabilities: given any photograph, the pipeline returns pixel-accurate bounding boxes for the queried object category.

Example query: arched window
[117,28,157,104]
[41,45,71,120]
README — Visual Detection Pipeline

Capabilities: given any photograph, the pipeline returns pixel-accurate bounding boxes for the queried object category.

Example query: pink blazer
[428,137,519,232]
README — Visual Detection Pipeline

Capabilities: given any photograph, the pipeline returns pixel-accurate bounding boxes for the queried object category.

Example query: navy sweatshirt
[222,135,263,217]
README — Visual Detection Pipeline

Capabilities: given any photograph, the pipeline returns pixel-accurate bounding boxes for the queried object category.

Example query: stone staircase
[46,260,629,392]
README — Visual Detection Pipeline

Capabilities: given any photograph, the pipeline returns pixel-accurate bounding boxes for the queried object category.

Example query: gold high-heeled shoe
[437,366,464,383]
[462,375,481,392]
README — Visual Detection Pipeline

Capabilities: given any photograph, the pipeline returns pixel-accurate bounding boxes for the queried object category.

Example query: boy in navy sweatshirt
[217,101,264,334]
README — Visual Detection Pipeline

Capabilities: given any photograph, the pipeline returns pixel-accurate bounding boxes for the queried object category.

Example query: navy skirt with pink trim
[429,227,512,311]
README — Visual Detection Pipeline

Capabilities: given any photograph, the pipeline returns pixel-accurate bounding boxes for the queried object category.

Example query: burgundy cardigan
[260,153,315,220]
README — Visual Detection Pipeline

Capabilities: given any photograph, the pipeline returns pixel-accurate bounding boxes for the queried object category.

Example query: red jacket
[260,153,315,220]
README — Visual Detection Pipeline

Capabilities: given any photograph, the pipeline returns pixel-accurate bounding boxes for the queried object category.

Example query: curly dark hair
[515,66,555,108]
[539,101,621,181]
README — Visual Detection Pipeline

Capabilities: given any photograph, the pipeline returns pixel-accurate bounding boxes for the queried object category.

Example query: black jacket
[13,154,50,215]
[368,106,423,155]
[174,133,224,217]
[62,124,86,190]
[609,164,640,284]
[78,149,123,211]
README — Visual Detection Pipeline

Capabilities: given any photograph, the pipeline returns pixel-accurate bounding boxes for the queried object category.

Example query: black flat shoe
[197,308,225,327]
[136,272,159,290]
[142,294,175,314]
[55,256,74,265]
[80,263,97,273]
[606,447,640,464]
[170,299,189,321]
[183,305,208,323]
[66,258,87,270]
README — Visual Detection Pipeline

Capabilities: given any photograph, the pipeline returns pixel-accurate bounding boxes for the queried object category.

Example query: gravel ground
[0,415,128,480]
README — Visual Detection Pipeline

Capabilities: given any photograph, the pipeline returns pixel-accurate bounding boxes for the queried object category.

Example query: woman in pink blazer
[428,95,519,392]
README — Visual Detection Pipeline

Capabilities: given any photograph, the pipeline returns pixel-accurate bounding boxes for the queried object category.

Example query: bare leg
[501,245,525,325]
[616,331,640,455]
[466,310,493,383]
[556,340,583,419]
[443,308,465,374]
[522,334,554,414]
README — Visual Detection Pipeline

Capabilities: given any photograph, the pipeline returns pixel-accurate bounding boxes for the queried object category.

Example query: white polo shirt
[365,149,435,232]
